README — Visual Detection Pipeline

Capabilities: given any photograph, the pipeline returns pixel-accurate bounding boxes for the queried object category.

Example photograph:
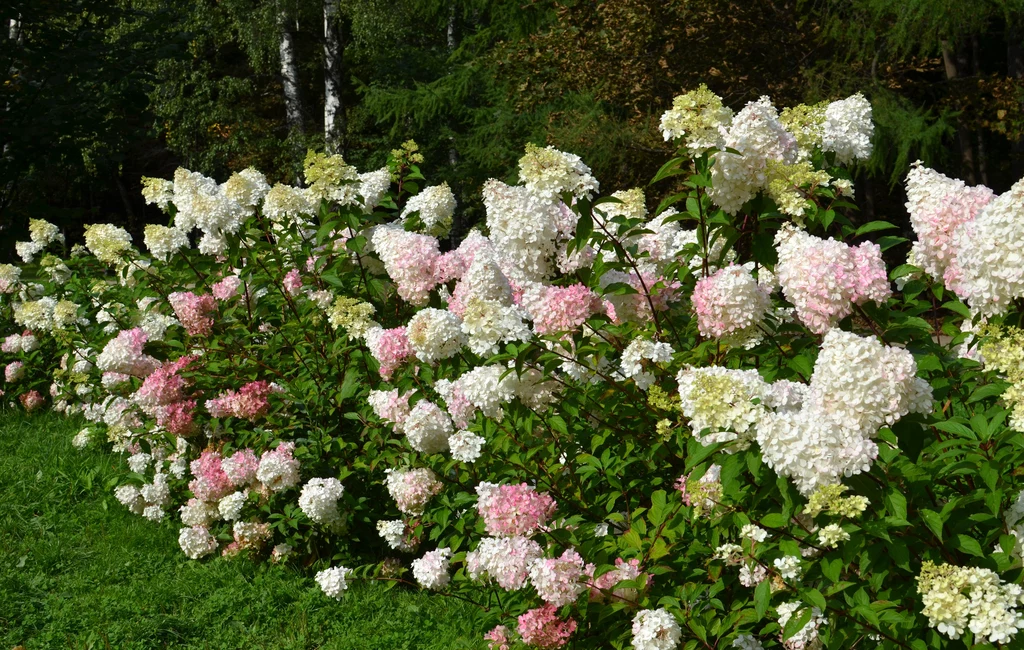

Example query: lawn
[0,412,478,649]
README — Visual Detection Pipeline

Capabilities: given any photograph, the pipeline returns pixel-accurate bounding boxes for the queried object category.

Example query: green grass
[0,412,479,649]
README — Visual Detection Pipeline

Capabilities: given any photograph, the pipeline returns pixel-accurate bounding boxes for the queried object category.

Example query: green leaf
[885,490,907,520]
[803,588,827,612]
[855,220,898,236]
[954,534,984,557]
[649,490,668,527]
[754,578,771,619]
[782,607,813,641]
[920,509,944,542]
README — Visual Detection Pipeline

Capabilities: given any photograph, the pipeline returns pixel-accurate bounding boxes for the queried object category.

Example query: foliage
[3,88,1024,650]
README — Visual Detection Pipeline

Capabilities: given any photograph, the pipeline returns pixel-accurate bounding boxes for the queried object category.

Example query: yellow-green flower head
[779,102,828,153]
[141,176,174,210]
[53,300,80,330]
[659,84,734,153]
[804,484,869,518]
[29,218,63,246]
[84,223,132,265]
[304,150,359,203]
[327,296,378,338]
[765,160,832,222]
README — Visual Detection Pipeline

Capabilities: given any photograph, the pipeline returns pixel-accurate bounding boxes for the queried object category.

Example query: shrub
[3,88,1024,649]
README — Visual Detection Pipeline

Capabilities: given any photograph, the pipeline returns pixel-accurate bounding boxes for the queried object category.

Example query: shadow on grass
[0,412,480,649]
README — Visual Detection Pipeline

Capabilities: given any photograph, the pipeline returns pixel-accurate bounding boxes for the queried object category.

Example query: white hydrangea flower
[315,565,352,599]
[709,96,799,215]
[821,93,874,164]
[677,366,770,448]
[773,555,802,581]
[776,602,824,650]
[402,183,456,236]
[740,524,768,543]
[619,338,674,391]
[377,519,414,551]
[406,308,466,363]
[218,490,248,521]
[412,547,452,590]
[144,225,189,261]
[178,526,218,559]
[449,430,485,463]
[817,523,850,548]
[631,608,682,650]
[403,400,454,454]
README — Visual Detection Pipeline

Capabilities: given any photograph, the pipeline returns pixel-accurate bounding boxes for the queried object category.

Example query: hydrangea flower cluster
[477,483,557,536]
[206,381,278,420]
[917,561,1024,643]
[774,224,890,334]
[412,547,452,590]
[168,291,218,337]
[904,162,994,287]
[385,467,443,515]
[947,178,1024,315]
[631,608,682,650]
[467,535,544,590]
[757,329,931,493]
[401,183,456,236]
[692,264,772,344]
[619,337,675,390]
[518,143,599,202]
[659,84,733,153]
[256,442,301,493]
[528,549,587,606]
[315,565,352,600]
[298,477,345,528]
[516,604,577,649]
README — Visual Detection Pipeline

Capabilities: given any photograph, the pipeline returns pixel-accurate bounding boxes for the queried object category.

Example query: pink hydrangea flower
[523,284,603,335]
[365,326,413,380]
[207,381,279,420]
[189,451,233,502]
[168,291,218,337]
[282,269,302,296]
[529,549,587,606]
[158,399,197,435]
[5,361,24,383]
[517,605,576,649]
[367,389,412,432]
[483,625,512,650]
[587,557,647,603]
[478,483,557,537]
[775,224,892,334]
[222,449,260,486]
[20,389,44,412]
[601,270,680,325]
[211,275,243,301]
[692,265,771,339]
[371,224,445,306]
[97,328,161,377]
[1,335,19,353]
[135,355,196,416]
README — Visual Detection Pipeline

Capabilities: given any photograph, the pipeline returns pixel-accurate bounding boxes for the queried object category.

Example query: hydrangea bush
[3,93,1024,649]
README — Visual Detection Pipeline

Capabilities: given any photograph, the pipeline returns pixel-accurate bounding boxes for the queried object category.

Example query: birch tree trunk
[278,2,304,136]
[323,0,345,154]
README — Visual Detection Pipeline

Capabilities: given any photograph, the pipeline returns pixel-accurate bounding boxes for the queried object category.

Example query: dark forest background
[1,0,1022,259]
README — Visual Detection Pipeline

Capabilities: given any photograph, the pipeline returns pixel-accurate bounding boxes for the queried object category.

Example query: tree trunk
[323,0,345,154]
[941,40,977,184]
[278,3,304,136]
[1010,20,1024,180]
